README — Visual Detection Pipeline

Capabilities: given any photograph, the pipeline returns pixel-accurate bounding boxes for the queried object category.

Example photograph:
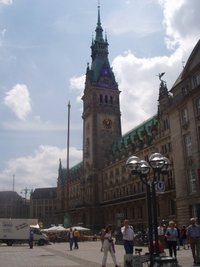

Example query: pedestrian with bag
[102,224,120,267]
[73,228,80,249]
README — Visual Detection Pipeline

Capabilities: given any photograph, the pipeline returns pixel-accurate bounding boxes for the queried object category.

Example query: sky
[0,0,200,197]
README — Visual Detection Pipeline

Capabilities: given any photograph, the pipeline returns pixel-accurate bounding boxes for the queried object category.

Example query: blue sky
[0,0,199,196]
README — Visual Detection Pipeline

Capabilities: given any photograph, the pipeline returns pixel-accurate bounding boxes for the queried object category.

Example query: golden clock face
[103,118,112,129]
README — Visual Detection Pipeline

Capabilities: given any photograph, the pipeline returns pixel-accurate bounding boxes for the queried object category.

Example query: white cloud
[0,28,6,46]
[4,84,32,121]
[2,117,66,131]
[159,0,200,51]
[0,145,82,195]
[112,49,183,133]
[69,75,85,102]
[106,0,162,37]
[70,75,85,91]
[0,0,12,5]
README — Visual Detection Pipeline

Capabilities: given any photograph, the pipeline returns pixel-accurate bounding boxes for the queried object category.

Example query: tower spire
[97,1,101,26]
[86,3,117,88]
[95,2,103,41]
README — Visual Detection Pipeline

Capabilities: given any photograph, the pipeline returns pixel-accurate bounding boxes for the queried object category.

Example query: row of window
[179,96,200,194]
[32,206,56,214]
[104,198,176,225]
[161,142,171,154]
[69,187,93,202]
[182,71,200,95]
[99,94,114,104]
[103,175,175,201]
[181,97,200,126]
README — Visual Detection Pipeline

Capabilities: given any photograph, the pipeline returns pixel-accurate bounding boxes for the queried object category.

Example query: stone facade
[0,191,29,218]
[30,187,57,228]
[168,41,200,226]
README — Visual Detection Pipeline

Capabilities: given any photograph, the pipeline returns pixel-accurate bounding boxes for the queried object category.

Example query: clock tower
[82,5,122,178]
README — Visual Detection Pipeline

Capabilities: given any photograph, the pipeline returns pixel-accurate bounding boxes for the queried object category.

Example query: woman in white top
[102,224,120,267]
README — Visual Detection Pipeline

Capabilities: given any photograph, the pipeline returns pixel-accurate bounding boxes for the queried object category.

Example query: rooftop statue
[157,72,165,82]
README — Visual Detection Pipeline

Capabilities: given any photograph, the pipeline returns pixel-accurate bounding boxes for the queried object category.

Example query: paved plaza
[0,240,198,267]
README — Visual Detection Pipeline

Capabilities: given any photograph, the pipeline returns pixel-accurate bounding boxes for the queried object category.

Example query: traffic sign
[155,181,165,192]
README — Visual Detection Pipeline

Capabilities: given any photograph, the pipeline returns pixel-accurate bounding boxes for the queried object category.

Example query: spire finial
[97,0,101,26]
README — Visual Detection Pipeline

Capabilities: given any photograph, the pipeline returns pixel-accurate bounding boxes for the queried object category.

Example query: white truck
[0,218,48,246]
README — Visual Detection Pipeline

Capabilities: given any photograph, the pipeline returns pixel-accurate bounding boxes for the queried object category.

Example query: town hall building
[31,6,200,231]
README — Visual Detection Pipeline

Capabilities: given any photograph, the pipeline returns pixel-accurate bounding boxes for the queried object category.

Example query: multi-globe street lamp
[126,153,170,267]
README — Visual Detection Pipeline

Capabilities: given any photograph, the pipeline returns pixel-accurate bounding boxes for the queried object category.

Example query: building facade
[168,42,200,226]
[0,191,29,218]
[30,187,57,228]
[56,8,200,231]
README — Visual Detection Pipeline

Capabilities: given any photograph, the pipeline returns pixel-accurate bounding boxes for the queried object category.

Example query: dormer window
[192,71,200,89]
[182,85,189,95]
[181,107,189,126]
[196,98,200,115]
[184,134,192,156]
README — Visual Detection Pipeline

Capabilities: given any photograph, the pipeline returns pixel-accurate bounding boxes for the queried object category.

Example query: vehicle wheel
[38,239,45,246]
[7,240,13,246]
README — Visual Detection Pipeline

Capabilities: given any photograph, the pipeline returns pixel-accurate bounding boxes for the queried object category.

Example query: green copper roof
[112,115,158,151]
[69,161,83,173]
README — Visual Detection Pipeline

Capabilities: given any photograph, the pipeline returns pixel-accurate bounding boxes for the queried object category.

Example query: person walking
[158,222,166,248]
[175,224,181,250]
[180,225,187,249]
[102,224,120,267]
[73,228,80,249]
[29,229,34,249]
[68,228,74,250]
[187,217,200,265]
[165,221,178,258]
[99,228,105,252]
[121,219,134,254]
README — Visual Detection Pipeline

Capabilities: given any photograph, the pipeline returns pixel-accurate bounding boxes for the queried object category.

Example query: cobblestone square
[0,241,197,267]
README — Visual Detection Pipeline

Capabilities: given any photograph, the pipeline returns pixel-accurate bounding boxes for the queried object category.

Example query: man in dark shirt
[29,229,34,249]
[187,218,200,264]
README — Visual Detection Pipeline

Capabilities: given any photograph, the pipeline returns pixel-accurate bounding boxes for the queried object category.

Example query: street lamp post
[126,153,169,267]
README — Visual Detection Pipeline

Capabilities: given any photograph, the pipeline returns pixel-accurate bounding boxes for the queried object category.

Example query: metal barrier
[154,256,178,266]
[124,254,178,267]
[124,254,150,267]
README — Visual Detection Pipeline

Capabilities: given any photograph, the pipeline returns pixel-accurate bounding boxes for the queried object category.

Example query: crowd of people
[66,227,80,250]
[98,217,200,267]
[157,217,200,264]
[44,217,200,267]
